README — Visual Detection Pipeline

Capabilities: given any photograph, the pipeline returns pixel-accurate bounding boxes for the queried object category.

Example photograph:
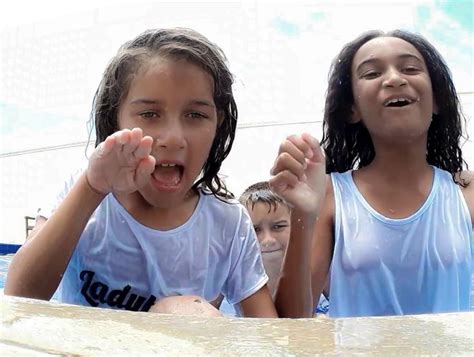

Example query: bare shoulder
[457,171,474,223]
[312,174,335,245]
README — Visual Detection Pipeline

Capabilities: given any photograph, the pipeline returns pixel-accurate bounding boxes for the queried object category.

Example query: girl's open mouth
[151,163,184,190]
[383,96,418,108]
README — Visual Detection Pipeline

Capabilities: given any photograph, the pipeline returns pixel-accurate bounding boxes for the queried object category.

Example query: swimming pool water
[0,255,12,289]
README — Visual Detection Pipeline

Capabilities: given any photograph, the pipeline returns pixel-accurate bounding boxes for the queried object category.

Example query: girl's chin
[136,183,196,206]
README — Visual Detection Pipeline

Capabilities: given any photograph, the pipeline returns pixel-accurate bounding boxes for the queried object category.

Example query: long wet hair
[89,28,237,198]
[321,29,468,185]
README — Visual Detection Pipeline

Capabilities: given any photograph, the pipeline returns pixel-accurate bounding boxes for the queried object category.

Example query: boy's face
[248,201,291,253]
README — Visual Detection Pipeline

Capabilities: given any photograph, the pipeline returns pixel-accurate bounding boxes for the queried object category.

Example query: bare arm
[239,285,278,318]
[274,178,334,318]
[269,133,327,318]
[5,174,105,299]
[310,180,335,312]
[273,209,316,317]
[5,128,156,300]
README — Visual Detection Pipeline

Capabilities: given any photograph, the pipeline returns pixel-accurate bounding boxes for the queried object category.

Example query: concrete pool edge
[1,295,473,356]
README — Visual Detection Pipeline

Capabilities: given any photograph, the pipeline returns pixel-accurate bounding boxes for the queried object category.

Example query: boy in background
[239,182,291,296]
[220,181,329,316]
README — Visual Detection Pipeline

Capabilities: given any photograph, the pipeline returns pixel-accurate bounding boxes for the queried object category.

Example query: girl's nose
[382,67,408,88]
[153,120,186,150]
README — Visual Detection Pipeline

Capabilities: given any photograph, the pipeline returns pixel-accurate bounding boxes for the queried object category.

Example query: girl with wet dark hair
[322,30,467,178]
[270,30,473,318]
[92,28,238,199]
[6,28,277,318]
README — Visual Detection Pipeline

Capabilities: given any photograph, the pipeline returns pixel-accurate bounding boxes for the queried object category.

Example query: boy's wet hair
[90,28,237,198]
[321,29,468,185]
[239,181,291,213]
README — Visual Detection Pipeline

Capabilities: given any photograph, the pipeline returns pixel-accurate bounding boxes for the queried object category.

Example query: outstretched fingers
[134,135,154,160]
[129,132,154,189]
[108,129,154,167]
[95,135,116,158]
[88,128,156,194]
[135,155,156,188]
[122,130,154,189]
[122,128,143,155]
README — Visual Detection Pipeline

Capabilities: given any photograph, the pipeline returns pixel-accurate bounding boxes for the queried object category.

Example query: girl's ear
[350,105,362,123]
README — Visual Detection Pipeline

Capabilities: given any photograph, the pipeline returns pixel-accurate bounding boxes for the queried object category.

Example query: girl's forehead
[127,56,215,96]
[352,36,425,67]
[140,56,210,78]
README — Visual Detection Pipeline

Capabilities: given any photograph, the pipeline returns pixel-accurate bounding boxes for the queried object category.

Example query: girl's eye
[362,71,380,79]
[140,111,158,119]
[253,226,261,234]
[187,112,207,120]
[402,66,420,74]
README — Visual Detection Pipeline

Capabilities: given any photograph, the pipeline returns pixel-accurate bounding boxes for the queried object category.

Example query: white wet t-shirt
[329,166,473,317]
[39,170,268,312]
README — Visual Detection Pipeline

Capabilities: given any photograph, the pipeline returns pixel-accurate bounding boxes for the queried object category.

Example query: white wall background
[1,1,473,243]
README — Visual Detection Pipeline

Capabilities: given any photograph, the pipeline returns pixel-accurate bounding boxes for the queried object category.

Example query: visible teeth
[384,97,413,106]
[160,163,177,167]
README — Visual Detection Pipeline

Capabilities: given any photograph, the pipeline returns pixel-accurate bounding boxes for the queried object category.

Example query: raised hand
[86,128,156,194]
[270,133,326,214]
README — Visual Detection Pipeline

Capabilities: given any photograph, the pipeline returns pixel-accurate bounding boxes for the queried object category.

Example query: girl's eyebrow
[355,53,424,73]
[191,100,216,108]
[130,98,215,108]
[130,98,162,105]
